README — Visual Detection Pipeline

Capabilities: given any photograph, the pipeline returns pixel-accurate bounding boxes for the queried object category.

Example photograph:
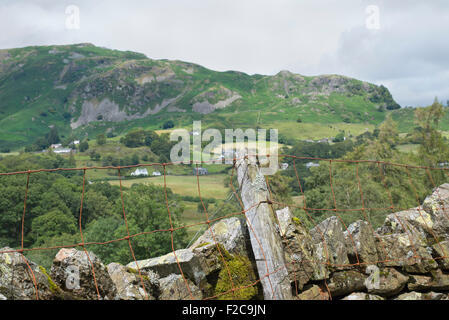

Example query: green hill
[0,43,401,149]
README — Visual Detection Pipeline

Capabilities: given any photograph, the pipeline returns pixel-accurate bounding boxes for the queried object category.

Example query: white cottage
[131,168,149,176]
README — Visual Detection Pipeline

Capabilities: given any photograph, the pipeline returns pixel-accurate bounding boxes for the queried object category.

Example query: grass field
[179,201,221,240]
[397,144,420,154]
[108,174,230,199]
[266,122,375,140]
[0,152,19,157]
[108,174,231,241]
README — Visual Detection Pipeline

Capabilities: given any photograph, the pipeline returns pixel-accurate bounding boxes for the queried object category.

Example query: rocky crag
[0,44,400,149]
[1,157,449,300]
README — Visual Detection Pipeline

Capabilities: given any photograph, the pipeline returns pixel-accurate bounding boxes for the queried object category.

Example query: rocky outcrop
[0,248,57,300]
[70,97,177,129]
[327,270,367,297]
[191,217,250,257]
[344,220,379,264]
[311,216,350,267]
[158,274,202,300]
[50,248,117,300]
[107,262,158,300]
[276,207,327,289]
[191,86,241,114]
[127,249,203,284]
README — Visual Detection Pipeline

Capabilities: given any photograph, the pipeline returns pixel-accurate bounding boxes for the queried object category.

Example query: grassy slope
[390,107,449,133]
[0,43,401,150]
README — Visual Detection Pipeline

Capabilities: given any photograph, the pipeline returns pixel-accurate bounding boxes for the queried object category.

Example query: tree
[144,131,159,147]
[131,153,139,165]
[123,130,146,148]
[63,112,71,121]
[31,209,77,245]
[84,184,188,264]
[150,133,175,161]
[79,141,89,152]
[414,98,449,165]
[378,115,399,147]
[47,127,60,145]
[96,134,107,146]
[89,150,101,161]
[162,120,175,129]
[333,132,345,143]
[68,151,76,167]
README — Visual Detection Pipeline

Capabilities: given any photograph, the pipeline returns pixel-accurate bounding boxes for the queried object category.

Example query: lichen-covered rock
[190,217,250,256]
[0,293,6,300]
[127,249,204,284]
[408,270,449,291]
[375,232,438,274]
[107,262,158,300]
[344,220,379,264]
[51,248,117,300]
[327,270,367,297]
[311,216,350,268]
[158,274,202,300]
[366,267,408,297]
[432,240,449,270]
[297,285,329,300]
[189,217,260,295]
[191,244,225,282]
[276,207,326,289]
[394,291,447,300]
[342,292,384,300]
[127,247,223,287]
[0,247,58,300]
[128,218,259,299]
[422,184,449,238]
[381,208,435,240]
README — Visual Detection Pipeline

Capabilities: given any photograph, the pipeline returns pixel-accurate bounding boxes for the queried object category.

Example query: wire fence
[1,154,449,300]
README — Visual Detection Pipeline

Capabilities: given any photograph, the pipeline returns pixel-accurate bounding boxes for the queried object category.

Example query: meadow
[108,174,230,199]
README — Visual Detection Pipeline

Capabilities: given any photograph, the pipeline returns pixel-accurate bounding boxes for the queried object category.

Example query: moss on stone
[214,251,258,300]
[39,265,61,294]
[126,267,151,282]
[194,242,211,249]
[216,243,233,261]
[127,267,138,274]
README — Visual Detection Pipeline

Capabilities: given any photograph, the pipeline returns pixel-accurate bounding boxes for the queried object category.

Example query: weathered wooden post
[236,152,293,300]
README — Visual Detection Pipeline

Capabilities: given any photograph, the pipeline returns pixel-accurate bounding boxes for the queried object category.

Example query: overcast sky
[1,0,448,107]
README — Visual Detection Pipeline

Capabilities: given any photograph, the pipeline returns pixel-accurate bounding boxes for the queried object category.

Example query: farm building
[306,162,320,169]
[131,168,149,176]
[192,167,208,175]
[53,148,73,154]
